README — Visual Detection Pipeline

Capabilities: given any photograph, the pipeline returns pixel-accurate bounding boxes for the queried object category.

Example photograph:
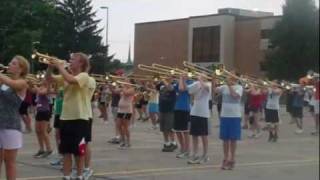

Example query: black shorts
[291,107,303,118]
[35,110,51,121]
[53,114,61,129]
[265,109,279,123]
[85,119,93,142]
[19,101,30,115]
[59,120,89,156]
[190,116,208,136]
[117,113,132,120]
[173,110,190,132]
[135,103,142,109]
[141,100,148,106]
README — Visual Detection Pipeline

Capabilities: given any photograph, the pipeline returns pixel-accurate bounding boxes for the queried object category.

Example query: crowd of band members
[0,53,319,179]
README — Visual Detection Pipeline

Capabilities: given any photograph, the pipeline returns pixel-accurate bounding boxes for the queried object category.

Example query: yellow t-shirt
[54,73,92,120]
[87,77,96,119]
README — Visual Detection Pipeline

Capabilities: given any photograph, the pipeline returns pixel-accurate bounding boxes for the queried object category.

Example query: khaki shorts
[159,112,174,133]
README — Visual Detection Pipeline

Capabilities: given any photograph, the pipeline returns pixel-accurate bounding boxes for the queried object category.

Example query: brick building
[134,8,281,77]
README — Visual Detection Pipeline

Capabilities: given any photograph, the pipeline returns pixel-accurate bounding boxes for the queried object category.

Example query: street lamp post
[100,6,109,47]
[100,6,109,73]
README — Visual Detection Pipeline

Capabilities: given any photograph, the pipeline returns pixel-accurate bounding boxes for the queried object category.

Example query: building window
[261,29,272,39]
[192,26,220,63]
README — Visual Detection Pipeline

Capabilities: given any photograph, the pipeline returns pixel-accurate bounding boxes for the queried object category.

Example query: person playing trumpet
[117,79,135,149]
[0,55,29,180]
[186,74,211,164]
[46,52,93,180]
[212,72,243,170]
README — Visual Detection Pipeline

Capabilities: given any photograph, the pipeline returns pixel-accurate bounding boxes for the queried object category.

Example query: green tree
[264,0,319,81]
[56,0,113,74]
[0,0,58,72]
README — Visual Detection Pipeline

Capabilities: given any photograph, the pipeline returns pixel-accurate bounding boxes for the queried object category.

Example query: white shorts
[0,129,22,150]
[314,100,319,115]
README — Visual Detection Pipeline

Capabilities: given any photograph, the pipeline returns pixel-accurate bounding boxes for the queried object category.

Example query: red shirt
[248,93,263,109]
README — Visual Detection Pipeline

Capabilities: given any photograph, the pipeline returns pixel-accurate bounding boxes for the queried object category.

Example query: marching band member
[264,81,282,142]
[246,85,263,138]
[173,74,192,159]
[158,78,177,152]
[108,84,121,144]
[117,79,135,149]
[32,81,53,158]
[46,52,92,180]
[212,74,243,170]
[146,82,159,130]
[187,75,211,164]
[0,55,29,180]
[291,85,305,134]
[98,85,109,124]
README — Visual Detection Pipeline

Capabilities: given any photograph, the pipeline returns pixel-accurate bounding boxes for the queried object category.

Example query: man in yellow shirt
[46,52,92,180]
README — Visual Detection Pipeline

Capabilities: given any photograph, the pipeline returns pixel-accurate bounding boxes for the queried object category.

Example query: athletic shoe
[162,144,173,152]
[50,158,63,166]
[33,150,45,158]
[108,137,120,144]
[83,169,93,180]
[176,152,186,159]
[170,143,178,151]
[62,176,71,180]
[119,143,127,150]
[41,151,53,158]
[187,156,201,164]
[199,156,209,164]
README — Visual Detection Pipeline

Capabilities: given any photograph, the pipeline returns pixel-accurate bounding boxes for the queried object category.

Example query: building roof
[136,8,281,26]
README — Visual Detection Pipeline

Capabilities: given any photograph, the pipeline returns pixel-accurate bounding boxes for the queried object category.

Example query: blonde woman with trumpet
[0,56,29,180]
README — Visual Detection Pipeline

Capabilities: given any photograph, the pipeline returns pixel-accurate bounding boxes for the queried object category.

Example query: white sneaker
[83,169,93,180]
[187,156,201,164]
[295,129,303,134]
[199,156,209,164]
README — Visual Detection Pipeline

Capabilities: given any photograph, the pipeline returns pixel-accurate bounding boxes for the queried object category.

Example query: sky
[91,0,319,62]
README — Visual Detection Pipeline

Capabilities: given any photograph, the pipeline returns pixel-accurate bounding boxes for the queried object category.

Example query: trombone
[32,51,70,67]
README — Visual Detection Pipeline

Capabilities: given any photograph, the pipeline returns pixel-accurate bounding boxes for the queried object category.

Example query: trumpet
[32,51,70,67]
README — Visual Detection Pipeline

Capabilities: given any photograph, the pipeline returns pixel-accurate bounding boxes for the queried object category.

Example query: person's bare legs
[3,149,18,180]
[63,154,72,176]
[85,143,91,169]
[192,136,199,157]
[75,155,85,177]
[201,136,208,157]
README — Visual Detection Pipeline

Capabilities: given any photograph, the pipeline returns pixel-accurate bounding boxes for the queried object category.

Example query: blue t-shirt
[174,80,193,111]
